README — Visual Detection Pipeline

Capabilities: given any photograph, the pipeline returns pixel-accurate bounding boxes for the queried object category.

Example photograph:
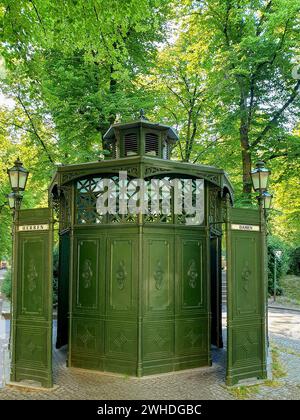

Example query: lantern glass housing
[250,161,270,192]
[7,158,29,192]
[262,191,272,210]
[7,192,16,210]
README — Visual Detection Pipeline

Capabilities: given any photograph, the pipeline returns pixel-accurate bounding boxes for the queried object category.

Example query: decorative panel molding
[232,326,262,368]
[108,238,136,313]
[75,238,99,311]
[72,318,102,355]
[232,235,258,318]
[105,322,137,360]
[145,238,173,314]
[180,239,204,310]
[175,318,208,356]
[20,237,45,317]
[143,322,174,360]
[16,327,48,368]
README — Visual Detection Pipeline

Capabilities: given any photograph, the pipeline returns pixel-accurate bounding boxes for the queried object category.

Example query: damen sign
[231,224,260,231]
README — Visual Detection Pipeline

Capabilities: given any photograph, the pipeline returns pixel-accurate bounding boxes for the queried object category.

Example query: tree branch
[256,1,273,36]
[166,85,189,112]
[192,138,223,164]
[251,79,300,148]
[16,94,55,164]
[29,0,46,35]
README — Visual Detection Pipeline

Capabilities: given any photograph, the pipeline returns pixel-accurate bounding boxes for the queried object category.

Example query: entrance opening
[56,232,69,349]
[210,235,223,349]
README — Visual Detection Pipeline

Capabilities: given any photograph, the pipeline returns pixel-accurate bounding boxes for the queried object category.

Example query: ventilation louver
[145,132,159,156]
[124,133,138,156]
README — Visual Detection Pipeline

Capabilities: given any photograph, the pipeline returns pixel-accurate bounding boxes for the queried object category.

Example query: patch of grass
[226,344,287,399]
[271,346,287,379]
[263,380,281,388]
[225,385,259,400]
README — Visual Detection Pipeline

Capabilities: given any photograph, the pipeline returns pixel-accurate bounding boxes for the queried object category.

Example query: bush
[267,236,291,297]
[287,247,300,276]
[1,268,12,299]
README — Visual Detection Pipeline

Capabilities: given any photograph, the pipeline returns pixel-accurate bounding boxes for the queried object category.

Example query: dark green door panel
[232,234,260,317]
[17,236,47,317]
[56,232,69,348]
[11,208,53,388]
[141,232,210,375]
[210,236,223,348]
[143,237,174,317]
[107,237,138,314]
[226,208,267,385]
[75,238,100,311]
[70,231,138,375]
[176,236,207,313]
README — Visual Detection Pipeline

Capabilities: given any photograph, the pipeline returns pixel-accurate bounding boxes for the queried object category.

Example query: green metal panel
[226,207,267,385]
[104,234,138,375]
[70,231,105,371]
[11,208,53,388]
[69,229,138,375]
[141,231,210,375]
[68,225,210,376]
[142,234,174,374]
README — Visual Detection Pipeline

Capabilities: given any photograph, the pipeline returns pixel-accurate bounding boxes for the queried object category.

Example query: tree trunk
[240,123,252,197]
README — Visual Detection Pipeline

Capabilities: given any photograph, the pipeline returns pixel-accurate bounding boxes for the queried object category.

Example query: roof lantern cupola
[103,110,179,160]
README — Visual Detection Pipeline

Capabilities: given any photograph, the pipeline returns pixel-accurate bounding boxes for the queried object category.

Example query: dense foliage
[267,235,291,296]
[0,267,11,298]
[0,1,300,262]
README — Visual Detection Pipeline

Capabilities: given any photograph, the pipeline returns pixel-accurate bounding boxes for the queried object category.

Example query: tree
[0,0,171,162]
[171,0,300,197]
[146,32,215,162]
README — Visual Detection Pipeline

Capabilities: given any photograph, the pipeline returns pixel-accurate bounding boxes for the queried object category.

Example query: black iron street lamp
[250,161,272,356]
[250,161,272,211]
[7,158,29,212]
[6,159,29,353]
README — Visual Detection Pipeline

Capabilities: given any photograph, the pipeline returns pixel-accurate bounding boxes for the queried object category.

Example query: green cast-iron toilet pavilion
[10,114,268,388]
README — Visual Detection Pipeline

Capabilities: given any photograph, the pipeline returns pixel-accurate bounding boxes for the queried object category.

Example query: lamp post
[250,161,272,366]
[6,158,29,352]
[273,250,283,302]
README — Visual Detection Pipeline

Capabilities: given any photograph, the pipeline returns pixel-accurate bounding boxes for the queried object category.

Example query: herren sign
[11,208,53,388]
[18,224,49,232]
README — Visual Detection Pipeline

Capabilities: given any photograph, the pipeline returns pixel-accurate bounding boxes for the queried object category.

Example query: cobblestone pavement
[0,308,299,400]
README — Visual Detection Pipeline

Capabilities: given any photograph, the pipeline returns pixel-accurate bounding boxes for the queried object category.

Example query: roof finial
[139,108,148,120]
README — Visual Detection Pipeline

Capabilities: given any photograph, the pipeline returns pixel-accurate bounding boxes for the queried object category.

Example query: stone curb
[269,305,300,313]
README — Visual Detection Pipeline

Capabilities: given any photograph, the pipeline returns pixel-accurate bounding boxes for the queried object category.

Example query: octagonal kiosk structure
[49,116,233,376]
